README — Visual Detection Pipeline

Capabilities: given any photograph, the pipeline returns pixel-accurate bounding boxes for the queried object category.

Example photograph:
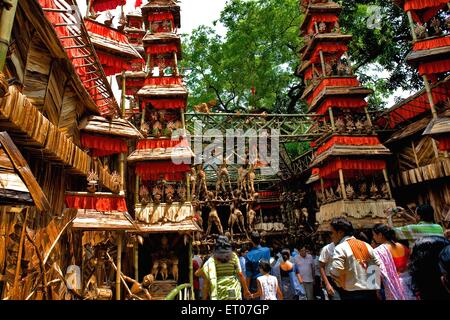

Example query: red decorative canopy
[92,0,126,12]
[413,36,450,51]
[306,14,339,33]
[307,77,361,104]
[310,43,348,63]
[147,12,174,23]
[142,99,187,110]
[65,195,127,212]
[81,134,128,157]
[137,138,189,150]
[96,51,131,76]
[258,191,281,199]
[319,158,386,179]
[85,19,129,43]
[316,136,382,156]
[437,136,450,151]
[417,58,450,77]
[404,0,447,10]
[144,76,182,86]
[315,97,368,115]
[136,162,191,181]
[146,44,179,55]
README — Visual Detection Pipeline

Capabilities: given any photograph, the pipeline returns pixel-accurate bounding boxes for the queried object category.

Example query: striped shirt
[394,222,444,247]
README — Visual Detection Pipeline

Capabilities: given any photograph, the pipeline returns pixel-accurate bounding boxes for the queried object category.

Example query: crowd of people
[192,203,450,300]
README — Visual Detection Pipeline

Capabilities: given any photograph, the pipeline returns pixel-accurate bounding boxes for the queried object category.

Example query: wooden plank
[0,132,50,211]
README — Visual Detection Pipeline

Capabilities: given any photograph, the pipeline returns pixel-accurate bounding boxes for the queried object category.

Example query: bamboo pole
[411,140,420,168]
[134,241,139,282]
[328,107,336,131]
[320,177,326,200]
[422,74,438,119]
[120,153,125,192]
[121,70,126,118]
[186,173,191,202]
[364,107,373,128]
[86,0,91,17]
[135,176,140,205]
[382,169,393,199]
[0,0,18,72]
[406,11,417,42]
[339,169,347,200]
[116,232,123,300]
[319,51,327,77]
[173,51,179,76]
[12,208,29,299]
[188,235,194,299]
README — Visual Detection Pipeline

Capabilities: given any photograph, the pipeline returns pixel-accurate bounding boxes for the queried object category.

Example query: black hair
[439,245,450,289]
[372,224,397,243]
[417,204,435,222]
[330,217,354,236]
[259,259,272,273]
[214,235,233,263]
[281,249,291,262]
[250,231,261,245]
[409,236,450,300]
[355,231,370,243]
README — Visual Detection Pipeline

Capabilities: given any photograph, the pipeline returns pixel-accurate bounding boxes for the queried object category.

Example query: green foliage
[181,0,303,113]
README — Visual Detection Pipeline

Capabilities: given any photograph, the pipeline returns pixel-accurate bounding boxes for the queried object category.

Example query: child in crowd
[252,260,283,300]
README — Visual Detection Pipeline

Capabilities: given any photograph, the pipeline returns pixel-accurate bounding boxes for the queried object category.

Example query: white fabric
[294,254,315,282]
[330,236,381,291]
[257,275,278,300]
[319,242,335,276]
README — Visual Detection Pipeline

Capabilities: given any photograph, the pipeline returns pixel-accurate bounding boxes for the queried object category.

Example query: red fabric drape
[126,79,145,88]
[315,97,368,115]
[144,77,182,86]
[307,14,339,33]
[92,0,126,12]
[135,0,143,7]
[146,44,179,55]
[418,58,450,76]
[143,99,186,110]
[310,43,348,63]
[312,179,337,191]
[437,136,450,151]
[136,162,190,181]
[96,52,130,76]
[316,136,381,156]
[320,159,386,179]
[413,35,450,51]
[81,134,128,157]
[85,19,129,43]
[307,77,361,104]
[258,191,280,198]
[404,0,448,10]
[137,138,189,149]
[65,195,127,212]
[255,203,281,210]
[148,12,175,23]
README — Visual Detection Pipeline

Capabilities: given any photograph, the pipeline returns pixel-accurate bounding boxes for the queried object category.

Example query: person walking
[372,223,413,300]
[329,217,382,300]
[252,260,283,300]
[245,232,271,295]
[272,249,306,300]
[319,241,341,300]
[294,246,315,300]
[196,236,251,300]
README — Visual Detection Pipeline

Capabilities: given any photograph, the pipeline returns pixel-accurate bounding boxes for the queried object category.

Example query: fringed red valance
[312,179,336,191]
[143,99,187,110]
[307,77,361,104]
[310,43,348,63]
[65,195,127,212]
[85,19,129,43]
[148,12,175,23]
[316,136,381,155]
[81,134,128,157]
[413,35,450,51]
[436,136,450,151]
[136,162,190,181]
[315,97,368,115]
[258,191,281,198]
[96,52,131,76]
[92,0,126,12]
[137,138,189,150]
[144,77,182,86]
[307,14,339,33]
[320,158,386,179]
[146,44,179,55]
[418,58,450,76]
[404,0,448,11]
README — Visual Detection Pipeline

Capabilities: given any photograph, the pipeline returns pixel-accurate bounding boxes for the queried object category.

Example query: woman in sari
[195,236,251,300]
[372,224,414,300]
[272,249,305,300]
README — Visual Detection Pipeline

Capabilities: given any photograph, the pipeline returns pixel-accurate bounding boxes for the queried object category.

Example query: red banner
[146,44,179,55]
[258,191,281,199]
[413,35,450,51]
[418,58,450,76]
[143,99,187,110]
[320,158,386,179]
[315,97,368,115]
[307,77,361,104]
[136,162,190,181]
[92,0,126,12]
[137,138,189,150]
[144,76,182,86]
[85,19,129,43]
[307,14,339,33]
[81,134,128,157]
[437,136,450,151]
[148,12,175,23]
[316,136,381,156]
[96,52,131,76]
[65,195,127,212]
[404,0,448,10]
[310,43,348,63]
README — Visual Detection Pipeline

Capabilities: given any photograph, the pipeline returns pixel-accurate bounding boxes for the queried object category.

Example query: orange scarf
[347,238,371,270]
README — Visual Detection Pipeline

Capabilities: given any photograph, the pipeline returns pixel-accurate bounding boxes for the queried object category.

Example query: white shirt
[294,254,314,283]
[319,242,335,277]
[330,236,381,291]
[257,275,278,300]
